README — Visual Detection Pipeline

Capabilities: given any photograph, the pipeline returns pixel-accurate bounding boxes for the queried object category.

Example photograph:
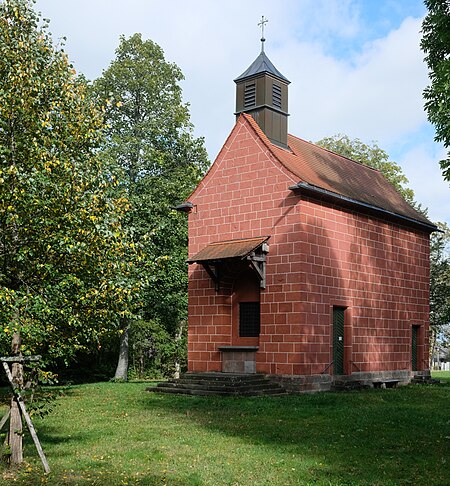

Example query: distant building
[180,42,437,391]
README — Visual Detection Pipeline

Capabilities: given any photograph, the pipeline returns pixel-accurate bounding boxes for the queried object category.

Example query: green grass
[432,370,450,383]
[0,380,449,485]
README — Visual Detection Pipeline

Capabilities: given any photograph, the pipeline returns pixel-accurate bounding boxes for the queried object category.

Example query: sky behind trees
[35,0,449,224]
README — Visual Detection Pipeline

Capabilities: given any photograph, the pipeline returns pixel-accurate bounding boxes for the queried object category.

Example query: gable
[188,114,297,205]
[188,114,436,234]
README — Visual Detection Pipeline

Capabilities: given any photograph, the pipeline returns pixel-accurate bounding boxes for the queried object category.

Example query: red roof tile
[241,114,433,228]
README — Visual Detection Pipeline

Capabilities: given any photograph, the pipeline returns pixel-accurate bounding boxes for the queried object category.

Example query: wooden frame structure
[0,355,50,474]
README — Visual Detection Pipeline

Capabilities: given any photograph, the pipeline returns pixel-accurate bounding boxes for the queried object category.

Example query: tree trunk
[429,327,437,369]
[114,325,129,381]
[173,320,185,379]
[9,332,23,467]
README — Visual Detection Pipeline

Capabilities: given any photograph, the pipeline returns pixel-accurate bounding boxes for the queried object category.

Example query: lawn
[0,377,449,485]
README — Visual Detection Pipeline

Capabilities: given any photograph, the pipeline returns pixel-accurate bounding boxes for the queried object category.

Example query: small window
[272,83,282,109]
[239,302,260,337]
[244,83,256,108]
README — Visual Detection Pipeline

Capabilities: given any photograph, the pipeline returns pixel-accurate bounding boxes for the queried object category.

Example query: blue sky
[34,0,449,225]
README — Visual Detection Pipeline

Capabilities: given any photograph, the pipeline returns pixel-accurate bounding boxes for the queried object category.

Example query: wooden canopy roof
[187,236,269,264]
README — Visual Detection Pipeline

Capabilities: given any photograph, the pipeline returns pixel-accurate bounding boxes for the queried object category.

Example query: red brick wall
[187,116,430,375]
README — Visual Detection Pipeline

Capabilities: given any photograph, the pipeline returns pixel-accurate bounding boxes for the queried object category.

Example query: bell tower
[234,16,290,148]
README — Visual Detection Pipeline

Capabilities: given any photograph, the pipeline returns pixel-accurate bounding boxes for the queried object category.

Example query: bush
[128,319,187,380]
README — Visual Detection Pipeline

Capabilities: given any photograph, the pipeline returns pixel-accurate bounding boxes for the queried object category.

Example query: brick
[186,115,431,377]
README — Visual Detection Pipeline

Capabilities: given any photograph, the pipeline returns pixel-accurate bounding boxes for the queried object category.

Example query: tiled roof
[241,114,434,228]
[187,236,270,263]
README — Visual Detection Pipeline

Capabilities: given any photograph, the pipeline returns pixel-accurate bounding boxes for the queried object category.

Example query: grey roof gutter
[289,181,438,233]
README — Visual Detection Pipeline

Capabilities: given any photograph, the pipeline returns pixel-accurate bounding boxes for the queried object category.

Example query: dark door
[412,325,419,371]
[333,307,345,375]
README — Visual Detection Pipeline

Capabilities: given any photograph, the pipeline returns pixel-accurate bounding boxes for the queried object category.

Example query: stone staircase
[147,372,288,397]
[410,374,441,385]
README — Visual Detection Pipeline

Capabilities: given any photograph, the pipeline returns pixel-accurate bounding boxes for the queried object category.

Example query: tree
[0,0,138,367]
[316,134,416,204]
[1,0,142,466]
[421,0,450,181]
[92,34,209,380]
[429,222,450,366]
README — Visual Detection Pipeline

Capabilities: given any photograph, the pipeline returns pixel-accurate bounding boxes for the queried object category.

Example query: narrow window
[244,83,256,108]
[272,83,282,109]
[239,302,260,337]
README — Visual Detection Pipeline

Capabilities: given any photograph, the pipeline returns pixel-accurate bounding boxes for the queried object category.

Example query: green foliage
[128,319,186,379]
[430,222,450,328]
[22,368,65,419]
[0,0,139,363]
[430,222,450,359]
[92,34,208,373]
[316,133,416,204]
[421,0,450,180]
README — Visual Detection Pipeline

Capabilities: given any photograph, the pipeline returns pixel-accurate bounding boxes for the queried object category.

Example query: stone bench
[372,379,400,389]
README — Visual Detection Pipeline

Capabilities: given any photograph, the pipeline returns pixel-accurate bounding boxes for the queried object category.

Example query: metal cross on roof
[258,15,268,51]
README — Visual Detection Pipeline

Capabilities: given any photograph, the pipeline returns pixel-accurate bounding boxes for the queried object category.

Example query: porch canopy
[187,236,270,290]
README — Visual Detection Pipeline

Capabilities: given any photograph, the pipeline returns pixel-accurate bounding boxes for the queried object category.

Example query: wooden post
[2,361,50,474]
[0,409,10,432]
[9,332,23,467]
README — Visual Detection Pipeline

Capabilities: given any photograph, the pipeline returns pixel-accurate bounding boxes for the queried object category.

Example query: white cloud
[34,0,449,224]
[287,17,428,145]
[400,145,450,224]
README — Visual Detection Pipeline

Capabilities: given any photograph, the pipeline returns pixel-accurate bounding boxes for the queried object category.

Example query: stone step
[147,373,287,397]
[411,375,440,385]
[156,380,282,393]
[172,377,274,387]
[147,386,233,396]
[148,385,287,397]
[180,372,268,382]
[151,386,286,396]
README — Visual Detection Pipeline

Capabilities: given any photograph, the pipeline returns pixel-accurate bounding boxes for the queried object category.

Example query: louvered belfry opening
[244,83,256,108]
[272,83,282,109]
[234,50,290,148]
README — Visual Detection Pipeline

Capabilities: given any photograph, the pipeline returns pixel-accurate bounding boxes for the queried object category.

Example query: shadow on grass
[2,381,448,485]
[144,383,450,485]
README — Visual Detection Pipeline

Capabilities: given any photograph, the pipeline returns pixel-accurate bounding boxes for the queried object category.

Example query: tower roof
[234,50,290,84]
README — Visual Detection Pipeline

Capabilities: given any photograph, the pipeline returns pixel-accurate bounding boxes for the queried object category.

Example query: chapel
[175,25,437,392]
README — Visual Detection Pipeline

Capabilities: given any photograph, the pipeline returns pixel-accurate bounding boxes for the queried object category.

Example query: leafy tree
[0,0,138,364]
[429,222,450,365]
[421,0,450,181]
[316,134,415,204]
[92,34,209,379]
